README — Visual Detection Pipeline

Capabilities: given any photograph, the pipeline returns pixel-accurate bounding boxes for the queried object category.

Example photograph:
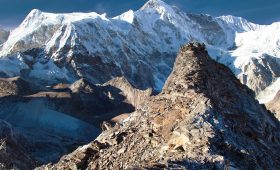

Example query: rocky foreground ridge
[0,0,280,169]
[39,43,280,169]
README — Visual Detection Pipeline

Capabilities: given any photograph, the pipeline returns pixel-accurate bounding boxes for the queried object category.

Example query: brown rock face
[0,76,39,97]
[39,43,280,169]
[104,77,152,109]
[266,91,280,120]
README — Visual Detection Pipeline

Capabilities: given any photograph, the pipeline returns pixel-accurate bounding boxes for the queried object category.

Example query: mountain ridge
[0,1,279,169]
[0,0,279,103]
[39,42,280,169]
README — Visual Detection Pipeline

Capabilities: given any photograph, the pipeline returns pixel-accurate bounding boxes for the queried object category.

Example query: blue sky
[0,0,280,29]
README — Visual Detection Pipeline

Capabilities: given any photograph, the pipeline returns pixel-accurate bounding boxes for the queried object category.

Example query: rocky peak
[141,0,169,10]
[140,0,176,16]
[28,9,42,18]
[20,9,44,28]
[70,78,95,94]
[41,43,280,169]
[163,42,207,92]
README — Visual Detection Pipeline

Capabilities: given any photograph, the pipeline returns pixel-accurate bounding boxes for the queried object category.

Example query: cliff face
[104,77,152,110]
[266,91,280,120]
[41,43,280,169]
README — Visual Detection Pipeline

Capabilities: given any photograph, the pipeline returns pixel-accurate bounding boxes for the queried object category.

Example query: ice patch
[29,59,72,83]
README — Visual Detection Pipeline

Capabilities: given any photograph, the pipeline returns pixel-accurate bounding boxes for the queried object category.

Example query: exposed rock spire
[40,43,280,169]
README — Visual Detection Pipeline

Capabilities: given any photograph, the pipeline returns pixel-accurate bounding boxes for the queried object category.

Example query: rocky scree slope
[40,43,280,170]
[0,0,280,102]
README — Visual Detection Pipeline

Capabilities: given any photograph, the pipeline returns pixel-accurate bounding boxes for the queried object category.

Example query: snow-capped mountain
[0,0,280,103]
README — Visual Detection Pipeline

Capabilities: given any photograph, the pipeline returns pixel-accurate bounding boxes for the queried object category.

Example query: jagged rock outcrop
[0,76,41,97]
[104,77,152,109]
[40,43,280,169]
[266,91,280,120]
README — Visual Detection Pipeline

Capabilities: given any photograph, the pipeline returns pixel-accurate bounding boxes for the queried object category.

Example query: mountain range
[0,0,280,103]
[0,0,279,169]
